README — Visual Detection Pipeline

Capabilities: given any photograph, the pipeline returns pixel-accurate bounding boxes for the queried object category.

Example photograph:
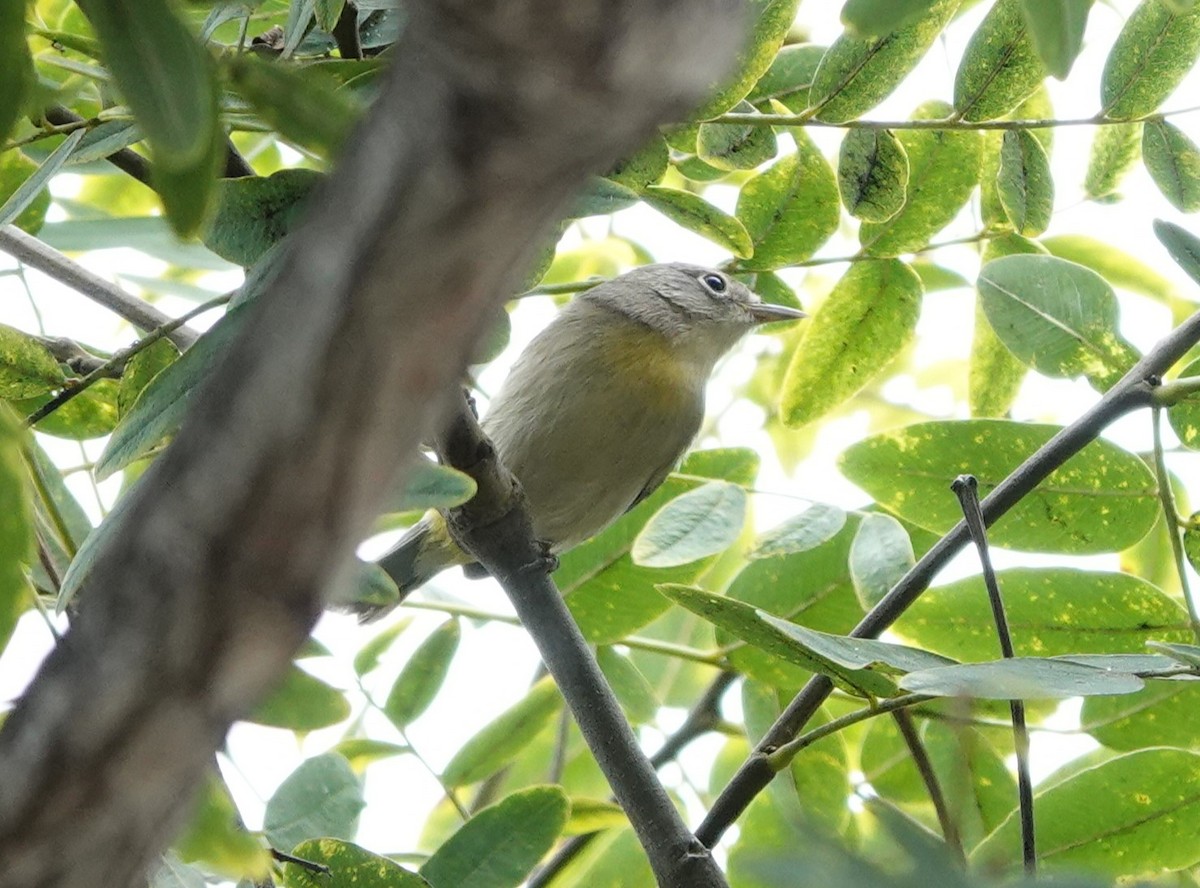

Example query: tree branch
[434,391,729,888]
[0,2,748,886]
[0,224,198,350]
[697,302,1200,847]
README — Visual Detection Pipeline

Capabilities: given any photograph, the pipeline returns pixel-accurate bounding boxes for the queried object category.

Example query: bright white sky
[2,0,1200,871]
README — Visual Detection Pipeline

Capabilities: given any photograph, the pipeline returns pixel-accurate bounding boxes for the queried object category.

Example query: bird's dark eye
[701,273,727,294]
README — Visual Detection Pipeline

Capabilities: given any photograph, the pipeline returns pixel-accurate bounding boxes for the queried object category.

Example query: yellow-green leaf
[808,0,959,123]
[1142,118,1200,212]
[997,129,1054,235]
[837,128,908,222]
[1084,121,1142,200]
[954,0,1046,122]
[781,259,923,427]
[1101,0,1200,120]
[859,100,982,257]
[642,186,753,258]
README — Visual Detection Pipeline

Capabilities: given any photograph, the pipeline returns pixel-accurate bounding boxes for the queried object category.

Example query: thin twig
[41,106,152,187]
[24,293,230,428]
[332,0,363,60]
[892,709,963,863]
[768,693,932,767]
[0,225,198,350]
[951,475,1035,876]
[1152,407,1200,642]
[697,301,1200,847]
[709,104,1200,130]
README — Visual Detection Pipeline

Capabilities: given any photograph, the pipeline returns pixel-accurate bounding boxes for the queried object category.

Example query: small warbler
[366,263,804,616]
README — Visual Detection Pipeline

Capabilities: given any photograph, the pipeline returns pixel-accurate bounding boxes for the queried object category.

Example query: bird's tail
[354,512,471,621]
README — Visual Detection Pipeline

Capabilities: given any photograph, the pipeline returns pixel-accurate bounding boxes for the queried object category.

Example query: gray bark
[0,2,746,886]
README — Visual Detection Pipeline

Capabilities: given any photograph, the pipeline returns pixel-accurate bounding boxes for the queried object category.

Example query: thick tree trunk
[0,3,746,886]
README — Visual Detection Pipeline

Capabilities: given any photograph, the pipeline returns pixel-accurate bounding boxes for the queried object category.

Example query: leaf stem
[708,104,1200,131]
[767,693,931,769]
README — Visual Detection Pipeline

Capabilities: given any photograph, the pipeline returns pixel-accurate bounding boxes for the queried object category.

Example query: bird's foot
[522,540,558,576]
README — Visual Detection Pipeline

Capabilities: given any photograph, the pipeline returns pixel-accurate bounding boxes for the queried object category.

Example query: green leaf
[1143,118,1200,212]
[1101,0,1200,120]
[978,254,1139,389]
[0,3,33,145]
[658,583,895,696]
[808,0,959,123]
[568,178,640,219]
[38,217,232,271]
[734,129,840,268]
[953,0,1046,122]
[442,677,561,786]
[1021,0,1093,79]
[1168,358,1200,448]
[0,150,51,235]
[840,0,942,37]
[631,481,746,568]
[384,619,460,729]
[848,512,914,609]
[894,568,1190,660]
[1155,218,1200,286]
[558,448,759,644]
[76,0,220,235]
[226,55,358,158]
[837,128,908,222]
[605,136,669,191]
[380,459,477,513]
[595,647,658,723]
[118,340,179,417]
[420,787,568,888]
[859,101,983,257]
[642,186,753,258]
[204,170,323,267]
[1082,681,1200,751]
[969,235,1044,419]
[332,739,409,770]
[972,749,1200,873]
[997,129,1054,235]
[314,0,345,32]
[563,797,627,836]
[334,560,400,611]
[1084,121,1141,200]
[175,771,269,879]
[95,306,248,479]
[780,259,922,427]
[1043,234,1175,301]
[263,753,363,852]
[351,617,413,677]
[17,379,120,440]
[757,614,954,674]
[0,130,86,229]
[0,324,66,399]
[690,0,803,120]
[724,516,865,687]
[745,43,826,110]
[283,839,430,888]
[749,504,846,559]
[840,420,1158,553]
[697,101,777,171]
[249,665,350,731]
[0,408,30,649]
[900,658,1143,699]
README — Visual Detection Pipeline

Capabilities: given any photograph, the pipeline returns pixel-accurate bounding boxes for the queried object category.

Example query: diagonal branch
[435,391,729,887]
[696,302,1200,847]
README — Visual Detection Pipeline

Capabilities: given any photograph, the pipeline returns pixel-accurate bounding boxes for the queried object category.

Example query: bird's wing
[625,457,679,514]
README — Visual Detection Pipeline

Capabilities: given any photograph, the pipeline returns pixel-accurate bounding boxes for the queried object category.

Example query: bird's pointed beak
[748,301,807,324]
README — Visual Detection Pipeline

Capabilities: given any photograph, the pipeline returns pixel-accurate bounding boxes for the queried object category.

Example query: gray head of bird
[581,262,806,368]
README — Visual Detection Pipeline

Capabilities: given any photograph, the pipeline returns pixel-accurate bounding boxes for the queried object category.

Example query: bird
[363,262,805,617]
